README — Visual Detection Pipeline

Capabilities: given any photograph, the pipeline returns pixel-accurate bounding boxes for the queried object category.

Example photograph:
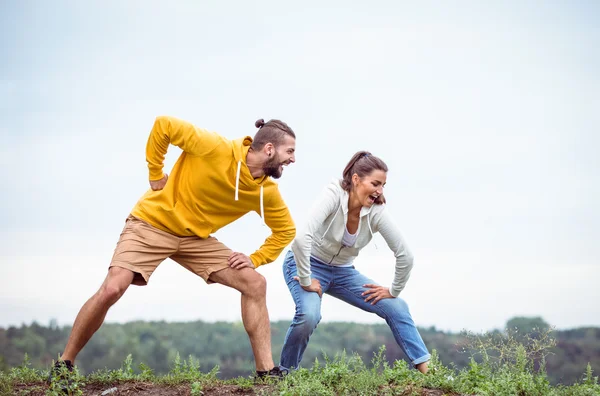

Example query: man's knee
[96,268,132,306]
[97,283,125,306]
[240,271,267,298]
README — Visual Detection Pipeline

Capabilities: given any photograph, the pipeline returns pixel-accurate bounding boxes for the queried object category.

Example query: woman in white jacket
[279,151,430,373]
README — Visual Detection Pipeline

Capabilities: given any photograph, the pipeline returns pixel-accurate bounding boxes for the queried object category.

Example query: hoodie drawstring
[366,215,378,249]
[319,204,341,244]
[235,160,266,226]
[260,186,265,226]
[234,160,241,201]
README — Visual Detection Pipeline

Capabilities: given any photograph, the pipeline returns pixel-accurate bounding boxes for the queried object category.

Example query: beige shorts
[109,215,232,285]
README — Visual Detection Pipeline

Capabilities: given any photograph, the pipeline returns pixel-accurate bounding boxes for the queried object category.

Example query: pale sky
[1,1,599,333]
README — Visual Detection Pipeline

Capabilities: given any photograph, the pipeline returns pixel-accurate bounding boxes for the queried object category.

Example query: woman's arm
[376,207,414,297]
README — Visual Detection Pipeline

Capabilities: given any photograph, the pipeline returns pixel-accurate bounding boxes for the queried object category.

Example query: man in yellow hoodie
[51,116,296,380]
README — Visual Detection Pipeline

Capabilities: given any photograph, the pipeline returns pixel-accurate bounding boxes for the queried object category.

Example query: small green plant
[0,371,14,396]
[190,380,203,395]
[582,363,598,386]
[10,354,41,384]
[138,362,155,381]
[449,327,557,395]
[46,357,85,396]
[229,375,253,390]
[119,353,135,380]
[559,363,600,396]
[160,353,219,385]
[419,350,457,392]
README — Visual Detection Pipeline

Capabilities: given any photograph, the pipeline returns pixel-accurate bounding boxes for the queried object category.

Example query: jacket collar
[334,180,373,218]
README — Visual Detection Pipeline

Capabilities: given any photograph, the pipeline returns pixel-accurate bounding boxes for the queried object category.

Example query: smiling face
[262,135,296,179]
[352,169,387,207]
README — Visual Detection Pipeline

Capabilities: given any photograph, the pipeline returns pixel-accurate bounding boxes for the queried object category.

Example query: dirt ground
[11,382,455,395]
[12,382,274,395]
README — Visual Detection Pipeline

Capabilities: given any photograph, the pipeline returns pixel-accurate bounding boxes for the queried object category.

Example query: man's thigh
[110,216,178,285]
[207,266,266,296]
[171,236,232,283]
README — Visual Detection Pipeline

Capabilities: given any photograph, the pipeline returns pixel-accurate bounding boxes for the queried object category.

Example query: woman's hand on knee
[362,284,393,305]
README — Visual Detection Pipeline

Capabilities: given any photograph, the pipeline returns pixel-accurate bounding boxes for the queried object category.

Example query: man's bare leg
[209,267,273,371]
[61,267,135,362]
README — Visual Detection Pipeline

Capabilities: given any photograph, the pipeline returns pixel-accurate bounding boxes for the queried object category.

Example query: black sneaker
[255,366,289,382]
[47,359,74,392]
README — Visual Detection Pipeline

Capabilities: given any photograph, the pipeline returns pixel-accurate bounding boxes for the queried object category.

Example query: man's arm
[248,188,296,268]
[146,116,222,181]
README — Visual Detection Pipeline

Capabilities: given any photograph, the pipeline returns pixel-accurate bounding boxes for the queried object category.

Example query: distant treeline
[1,316,598,385]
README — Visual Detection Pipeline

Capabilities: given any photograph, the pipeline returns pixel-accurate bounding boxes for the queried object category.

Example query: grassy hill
[3,345,599,395]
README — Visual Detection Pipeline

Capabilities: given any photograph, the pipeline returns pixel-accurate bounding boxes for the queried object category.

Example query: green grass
[1,329,599,395]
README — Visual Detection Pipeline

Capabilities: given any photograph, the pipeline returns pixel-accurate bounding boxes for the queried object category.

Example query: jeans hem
[412,354,431,366]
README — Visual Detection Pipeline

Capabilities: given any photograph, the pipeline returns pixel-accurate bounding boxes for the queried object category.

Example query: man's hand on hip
[228,252,255,270]
[150,174,168,191]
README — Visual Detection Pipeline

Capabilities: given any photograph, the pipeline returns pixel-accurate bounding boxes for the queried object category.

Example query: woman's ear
[351,173,359,187]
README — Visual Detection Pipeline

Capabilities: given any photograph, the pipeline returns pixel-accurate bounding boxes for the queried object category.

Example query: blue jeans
[279,250,430,370]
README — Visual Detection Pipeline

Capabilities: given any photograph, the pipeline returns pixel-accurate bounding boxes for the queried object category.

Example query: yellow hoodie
[131,116,296,268]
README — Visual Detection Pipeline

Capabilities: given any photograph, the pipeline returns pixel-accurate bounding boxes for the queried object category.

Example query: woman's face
[353,169,387,207]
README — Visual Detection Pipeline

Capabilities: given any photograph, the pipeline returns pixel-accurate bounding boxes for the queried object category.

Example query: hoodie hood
[231,136,269,225]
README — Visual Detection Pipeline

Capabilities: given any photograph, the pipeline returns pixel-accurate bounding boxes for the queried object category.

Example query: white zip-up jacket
[291,180,414,297]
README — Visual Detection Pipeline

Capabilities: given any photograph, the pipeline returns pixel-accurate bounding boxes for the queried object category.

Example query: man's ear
[264,142,275,156]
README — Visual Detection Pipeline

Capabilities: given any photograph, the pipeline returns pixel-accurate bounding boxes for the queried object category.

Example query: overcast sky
[1,0,598,334]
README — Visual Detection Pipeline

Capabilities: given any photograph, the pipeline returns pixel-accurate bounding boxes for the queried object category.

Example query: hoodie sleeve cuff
[299,276,312,287]
[249,255,261,268]
[389,286,401,298]
[149,169,164,181]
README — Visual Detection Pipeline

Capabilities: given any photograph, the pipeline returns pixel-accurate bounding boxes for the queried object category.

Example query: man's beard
[263,153,283,179]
